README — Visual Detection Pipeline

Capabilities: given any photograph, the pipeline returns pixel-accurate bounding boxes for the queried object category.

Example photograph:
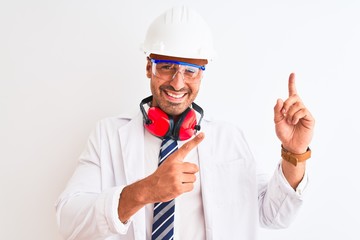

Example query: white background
[1,0,359,239]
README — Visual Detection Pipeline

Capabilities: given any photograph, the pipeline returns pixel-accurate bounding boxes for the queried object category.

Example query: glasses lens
[151,60,203,82]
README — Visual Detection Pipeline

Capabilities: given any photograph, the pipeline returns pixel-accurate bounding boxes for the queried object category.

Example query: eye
[184,67,198,74]
[158,63,175,71]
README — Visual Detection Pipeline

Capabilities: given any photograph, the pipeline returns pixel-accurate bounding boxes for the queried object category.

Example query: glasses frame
[149,58,206,82]
[150,59,206,71]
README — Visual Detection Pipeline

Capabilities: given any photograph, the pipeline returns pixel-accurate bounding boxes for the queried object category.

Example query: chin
[162,102,190,115]
[164,107,187,117]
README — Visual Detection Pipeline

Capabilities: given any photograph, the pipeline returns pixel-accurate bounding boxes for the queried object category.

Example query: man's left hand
[274,73,315,154]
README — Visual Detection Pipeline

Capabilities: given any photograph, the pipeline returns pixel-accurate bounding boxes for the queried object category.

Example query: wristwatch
[281,145,311,166]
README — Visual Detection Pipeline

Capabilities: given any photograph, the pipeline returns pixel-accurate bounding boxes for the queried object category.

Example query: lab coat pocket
[209,159,257,206]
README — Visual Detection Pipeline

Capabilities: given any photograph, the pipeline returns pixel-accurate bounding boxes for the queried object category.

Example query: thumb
[274,99,285,124]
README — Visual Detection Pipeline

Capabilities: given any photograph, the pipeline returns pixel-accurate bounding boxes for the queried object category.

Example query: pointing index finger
[288,72,298,96]
[177,132,205,159]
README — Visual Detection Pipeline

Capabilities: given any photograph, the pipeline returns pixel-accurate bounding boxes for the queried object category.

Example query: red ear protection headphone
[140,96,204,141]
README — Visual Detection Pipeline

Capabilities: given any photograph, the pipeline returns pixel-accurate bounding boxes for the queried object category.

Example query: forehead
[149,54,208,66]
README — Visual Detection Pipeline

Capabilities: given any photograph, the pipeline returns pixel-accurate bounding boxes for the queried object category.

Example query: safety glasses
[150,58,206,83]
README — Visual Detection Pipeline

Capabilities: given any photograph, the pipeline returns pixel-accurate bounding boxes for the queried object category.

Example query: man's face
[146,54,208,117]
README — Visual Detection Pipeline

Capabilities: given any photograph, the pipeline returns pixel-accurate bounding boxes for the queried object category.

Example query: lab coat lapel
[118,113,146,240]
[118,113,145,184]
[198,120,215,240]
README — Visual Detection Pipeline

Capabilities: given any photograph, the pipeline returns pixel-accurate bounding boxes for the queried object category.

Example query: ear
[146,58,152,78]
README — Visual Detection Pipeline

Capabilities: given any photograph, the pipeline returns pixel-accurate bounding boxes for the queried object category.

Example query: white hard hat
[141,5,216,61]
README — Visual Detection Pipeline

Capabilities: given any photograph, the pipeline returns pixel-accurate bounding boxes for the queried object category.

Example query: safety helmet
[141,6,216,61]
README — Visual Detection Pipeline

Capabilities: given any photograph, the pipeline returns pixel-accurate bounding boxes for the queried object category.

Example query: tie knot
[159,138,178,166]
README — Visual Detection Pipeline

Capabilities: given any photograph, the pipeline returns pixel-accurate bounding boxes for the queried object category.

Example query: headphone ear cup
[146,107,171,138]
[177,109,197,141]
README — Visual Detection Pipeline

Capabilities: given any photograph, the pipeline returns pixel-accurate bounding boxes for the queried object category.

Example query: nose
[169,71,185,90]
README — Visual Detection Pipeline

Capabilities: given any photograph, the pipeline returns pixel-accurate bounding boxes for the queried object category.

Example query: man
[56,5,315,240]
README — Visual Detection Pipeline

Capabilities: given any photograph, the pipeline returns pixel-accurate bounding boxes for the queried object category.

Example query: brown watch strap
[281,146,311,166]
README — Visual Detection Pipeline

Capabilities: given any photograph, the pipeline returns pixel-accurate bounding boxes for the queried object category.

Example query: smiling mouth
[164,90,187,99]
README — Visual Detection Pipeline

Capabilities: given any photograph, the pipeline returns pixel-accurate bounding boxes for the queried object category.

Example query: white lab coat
[56,113,305,240]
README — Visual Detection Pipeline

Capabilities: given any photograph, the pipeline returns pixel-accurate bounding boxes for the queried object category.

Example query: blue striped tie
[151,137,178,240]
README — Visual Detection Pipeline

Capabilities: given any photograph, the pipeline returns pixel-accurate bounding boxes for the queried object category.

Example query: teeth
[167,92,185,99]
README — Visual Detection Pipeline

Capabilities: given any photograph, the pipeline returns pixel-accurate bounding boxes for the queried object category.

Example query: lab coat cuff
[277,161,309,197]
[98,185,132,235]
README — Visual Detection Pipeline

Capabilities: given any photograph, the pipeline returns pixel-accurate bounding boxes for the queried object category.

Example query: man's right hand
[146,132,204,203]
[118,132,205,223]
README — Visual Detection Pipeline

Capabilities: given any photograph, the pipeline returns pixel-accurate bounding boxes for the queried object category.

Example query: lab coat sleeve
[257,161,308,228]
[55,121,131,240]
